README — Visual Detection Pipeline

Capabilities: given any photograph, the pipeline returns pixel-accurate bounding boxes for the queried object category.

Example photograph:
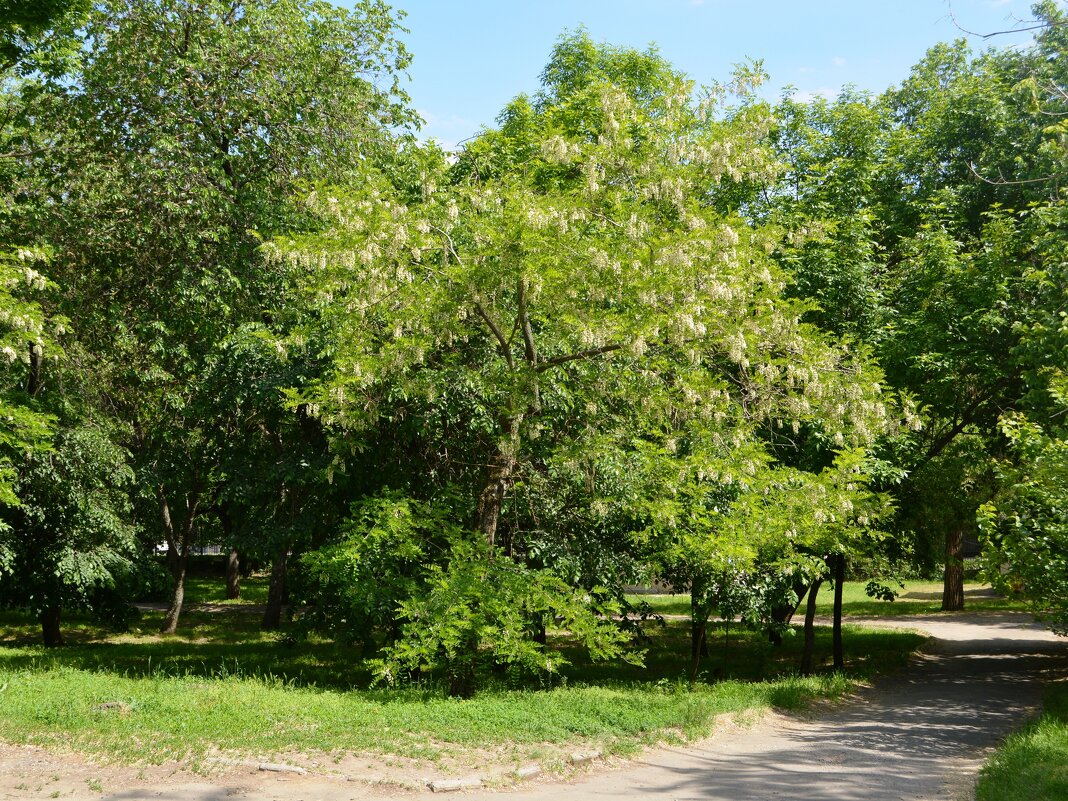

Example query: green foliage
[380,538,636,695]
[0,0,89,74]
[770,88,887,340]
[297,491,462,649]
[980,375,1068,633]
[0,231,59,513]
[763,23,1068,604]
[0,425,137,630]
[298,491,635,693]
[701,564,801,634]
[203,325,339,563]
[44,0,414,393]
[654,446,892,636]
[17,0,420,630]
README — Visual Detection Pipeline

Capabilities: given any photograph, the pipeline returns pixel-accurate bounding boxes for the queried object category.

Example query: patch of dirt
[0,740,412,800]
[0,732,624,799]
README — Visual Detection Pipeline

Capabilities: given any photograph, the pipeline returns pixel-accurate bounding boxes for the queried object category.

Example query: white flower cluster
[541,135,582,164]
[645,177,686,209]
[0,308,42,336]
[22,267,47,291]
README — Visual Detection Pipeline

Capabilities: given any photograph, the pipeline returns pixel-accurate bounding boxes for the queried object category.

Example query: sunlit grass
[626,581,1028,620]
[179,573,270,605]
[0,601,925,766]
[977,681,1068,801]
[814,580,1028,616]
[0,661,859,764]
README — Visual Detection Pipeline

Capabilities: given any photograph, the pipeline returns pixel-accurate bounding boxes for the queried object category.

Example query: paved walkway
[463,614,1067,801]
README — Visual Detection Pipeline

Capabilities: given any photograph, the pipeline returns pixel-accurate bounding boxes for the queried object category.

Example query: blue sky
[376,1,1047,148]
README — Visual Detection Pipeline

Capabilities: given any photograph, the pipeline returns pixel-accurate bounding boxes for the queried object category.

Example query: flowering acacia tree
[275,34,892,690]
[0,247,56,507]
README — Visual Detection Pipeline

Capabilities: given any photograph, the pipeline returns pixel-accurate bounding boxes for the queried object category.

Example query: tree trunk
[800,577,824,675]
[832,554,845,670]
[531,612,547,646]
[218,503,240,600]
[41,604,63,647]
[942,527,965,611]
[159,490,197,634]
[689,578,711,683]
[165,541,180,576]
[160,555,187,634]
[769,577,809,645]
[225,549,241,600]
[27,341,43,396]
[262,550,288,630]
[475,461,515,551]
[476,417,521,550]
[447,634,479,699]
[690,617,709,681]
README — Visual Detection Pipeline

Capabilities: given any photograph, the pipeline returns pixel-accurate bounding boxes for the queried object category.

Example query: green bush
[296,490,638,695]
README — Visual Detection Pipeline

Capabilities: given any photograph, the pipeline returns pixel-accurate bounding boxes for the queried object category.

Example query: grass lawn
[977,681,1068,801]
[627,580,1028,619]
[0,581,926,769]
[180,573,270,605]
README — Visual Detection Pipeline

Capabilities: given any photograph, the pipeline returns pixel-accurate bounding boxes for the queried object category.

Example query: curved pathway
[465,613,1068,801]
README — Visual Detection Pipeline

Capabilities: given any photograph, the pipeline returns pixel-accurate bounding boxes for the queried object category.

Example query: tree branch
[917,379,1009,467]
[475,302,515,370]
[516,276,542,411]
[537,343,623,372]
[517,277,538,367]
[947,3,1068,40]
[968,161,1056,187]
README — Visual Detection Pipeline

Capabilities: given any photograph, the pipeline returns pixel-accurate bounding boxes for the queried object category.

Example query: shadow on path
[467,613,1068,801]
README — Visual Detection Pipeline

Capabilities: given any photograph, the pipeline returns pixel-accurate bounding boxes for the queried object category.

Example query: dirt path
[1,613,1064,801]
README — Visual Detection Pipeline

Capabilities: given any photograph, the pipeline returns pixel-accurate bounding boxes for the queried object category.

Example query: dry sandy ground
[1,612,1065,801]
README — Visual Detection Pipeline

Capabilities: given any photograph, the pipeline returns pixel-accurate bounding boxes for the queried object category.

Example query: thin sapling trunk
[832,554,845,670]
[800,577,824,675]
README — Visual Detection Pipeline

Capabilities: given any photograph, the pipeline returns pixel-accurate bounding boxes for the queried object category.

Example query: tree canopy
[0,1,1064,695]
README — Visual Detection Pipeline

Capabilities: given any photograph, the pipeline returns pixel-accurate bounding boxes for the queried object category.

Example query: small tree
[0,425,136,645]
[979,394,1068,633]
